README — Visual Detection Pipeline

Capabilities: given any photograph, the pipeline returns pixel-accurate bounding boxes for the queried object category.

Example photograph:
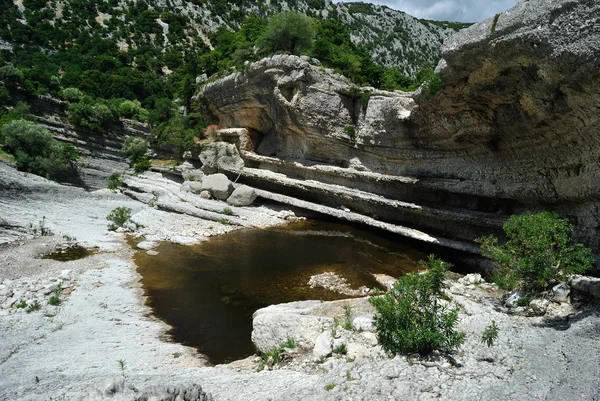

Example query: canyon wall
[198,0,600,255]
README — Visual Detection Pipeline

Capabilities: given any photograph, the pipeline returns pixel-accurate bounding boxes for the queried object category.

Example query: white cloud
[333,0,518,22]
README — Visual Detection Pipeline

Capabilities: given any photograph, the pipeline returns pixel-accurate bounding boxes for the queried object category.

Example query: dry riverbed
[1,163,600,401]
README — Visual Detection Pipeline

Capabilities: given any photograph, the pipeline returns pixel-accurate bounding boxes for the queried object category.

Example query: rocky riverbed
[1,160,600,401]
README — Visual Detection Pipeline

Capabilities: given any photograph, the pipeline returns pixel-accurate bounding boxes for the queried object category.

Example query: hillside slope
[0,0,461,76]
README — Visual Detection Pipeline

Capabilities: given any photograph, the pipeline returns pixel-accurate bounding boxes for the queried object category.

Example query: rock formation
[198,0,600,259]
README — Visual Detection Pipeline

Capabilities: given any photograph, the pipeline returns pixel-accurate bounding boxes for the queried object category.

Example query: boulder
[571,275,600,299]
[251,300,334,353]
[201,173,234,200]
[199,142,244,174]
[188,181,204,194]
[352,316,374,332]
[505,290,525,308]
[182,169,204,182]
[529,299,550,315]
[226,185,257,206]
[552,283,570,303]
[313,331,333,358]
[137,241,156,250]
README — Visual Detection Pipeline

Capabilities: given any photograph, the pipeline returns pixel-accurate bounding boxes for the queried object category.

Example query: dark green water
[135,220,426,364]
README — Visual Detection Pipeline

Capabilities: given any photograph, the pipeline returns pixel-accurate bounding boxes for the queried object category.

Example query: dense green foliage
[477,212,594,294]
[1,119,78,179]
[106,207,132,230]
[263,12,315,55]
[370,255,465,356]
[0,1,445,158]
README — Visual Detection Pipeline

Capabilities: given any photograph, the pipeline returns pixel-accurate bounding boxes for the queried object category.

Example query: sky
[334,0,519,23]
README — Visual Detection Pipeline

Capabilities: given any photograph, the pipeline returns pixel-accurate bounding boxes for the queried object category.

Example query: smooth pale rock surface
[199,142,244,174]
[571,275,600,299]
[201,173,234,200]
[188,181,204,194]
[226,185,257,206]
[313,331,333,358]
[505,290,525,308]
[136,241,157,250]
[352,316,374,332]
[552,283,570,303]
[251,301,335,352]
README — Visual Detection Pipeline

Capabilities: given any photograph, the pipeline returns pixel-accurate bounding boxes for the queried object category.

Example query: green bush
[370,255,465,356]
[1,119,78,179]
[106,207,132,230]
[68,97,116,130]
[59,87,85,102]
[117,99,148,121]
[133,157,151,172]
[263,11,315,55]
[120,137,148,164]
[107,173,123,190]
[476,212,594,294]
[480,320,499,347]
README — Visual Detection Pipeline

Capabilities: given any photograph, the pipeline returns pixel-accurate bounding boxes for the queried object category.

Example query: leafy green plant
[476,212,594,294]
[133,157,151,173]
[370,254,465,356]
[324,383,336,391]
[48,286,62,306]
[342,304,353,330]
[481,320,499,347]
[344,125,356,144]
[107,173,123,190]
[259,337,297,369]
[223,207,233,216]
[262,11,315,55]
[106,207,132,230]
[1,120,79,180]
[121,137,148,164]
[16,300,27,309]
[27,217,53,237]
[219,218,229,225]
[334,343,347,355]
[281,336,297,349]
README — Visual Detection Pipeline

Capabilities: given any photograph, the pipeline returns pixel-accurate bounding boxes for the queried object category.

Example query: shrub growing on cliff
[370,255,465,356]
[106,207,132,230]
[121,137,148,164]
[263,11,315,55]
[1,119,79,179]
[476,211,593,294]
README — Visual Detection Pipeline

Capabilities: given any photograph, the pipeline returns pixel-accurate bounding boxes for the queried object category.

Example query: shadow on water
[134,220,428,365]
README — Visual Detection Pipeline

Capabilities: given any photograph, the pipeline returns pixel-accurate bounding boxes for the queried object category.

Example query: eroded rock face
[198,0,600,257]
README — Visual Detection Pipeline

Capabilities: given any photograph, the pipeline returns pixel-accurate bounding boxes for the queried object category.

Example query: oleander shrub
[370,255,465,356]
[476,211,594,294]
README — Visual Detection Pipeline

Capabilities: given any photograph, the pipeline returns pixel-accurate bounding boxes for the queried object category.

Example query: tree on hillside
[263,11,315,55]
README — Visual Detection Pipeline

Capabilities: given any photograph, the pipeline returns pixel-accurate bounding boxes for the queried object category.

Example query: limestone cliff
[198,0,600,256]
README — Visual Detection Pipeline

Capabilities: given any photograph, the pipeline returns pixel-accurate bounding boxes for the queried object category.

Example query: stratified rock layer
[199,0,600,257]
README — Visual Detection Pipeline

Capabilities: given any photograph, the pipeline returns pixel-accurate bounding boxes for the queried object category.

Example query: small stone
[352,316,374,332]
[188,181,204,194]
[201,173,234,200]
[227,185,257,206]
[529,299,550,315]
[137,241,156,251]
[0,285,13,298]
[313,331,333,358]
[505,290,525,308]
[146,250,159,256]
[104,377,125,396]
[552,283,570,303]
[199,190,212,199]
